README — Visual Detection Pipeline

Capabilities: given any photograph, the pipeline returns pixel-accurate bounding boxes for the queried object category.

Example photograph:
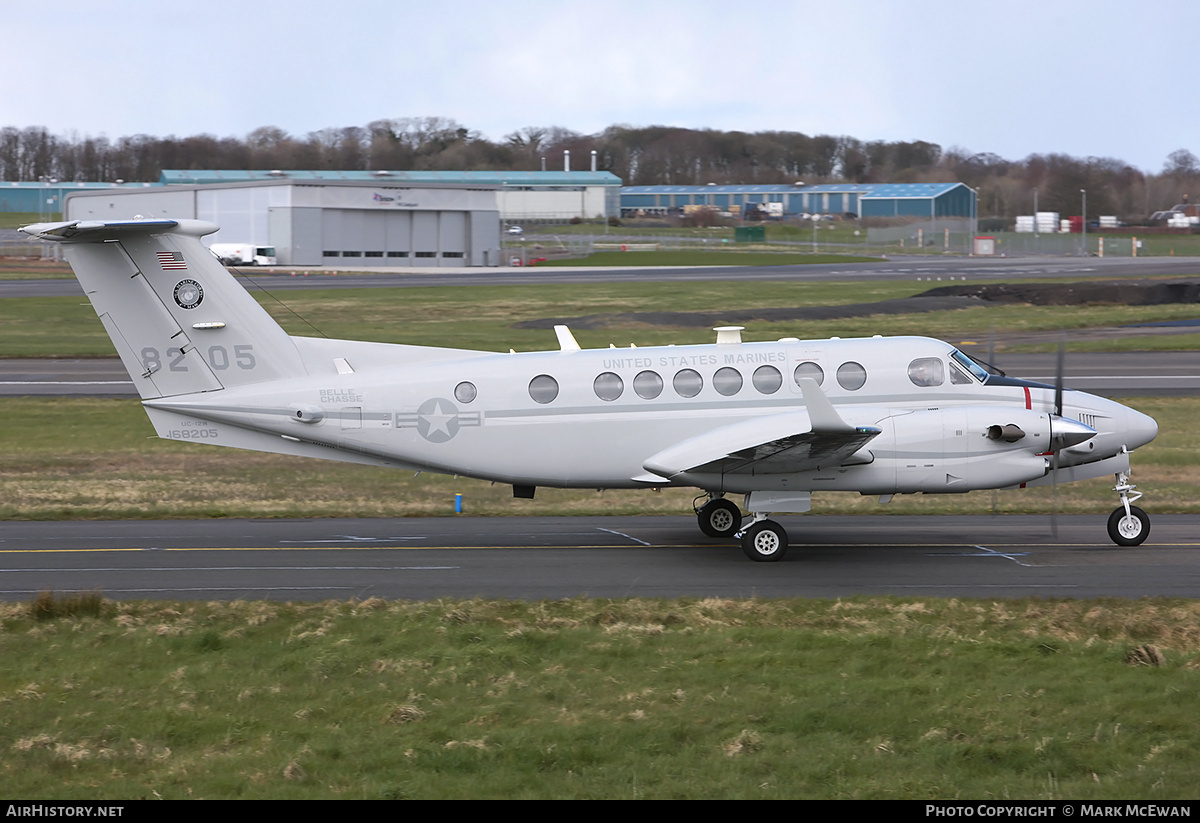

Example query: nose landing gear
[1108,465,1149,547]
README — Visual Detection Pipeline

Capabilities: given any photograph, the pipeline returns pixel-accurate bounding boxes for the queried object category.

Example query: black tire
[697,498,741,538]
[1107,506,1150,547]
[741,520,789,562]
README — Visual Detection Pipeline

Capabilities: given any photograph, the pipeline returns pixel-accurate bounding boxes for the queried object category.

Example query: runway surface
[7,254,1200,298]
[5,351,1198,397]
[5,256,1195,603]
[7,254,1199,397]
[2,514,1198,601]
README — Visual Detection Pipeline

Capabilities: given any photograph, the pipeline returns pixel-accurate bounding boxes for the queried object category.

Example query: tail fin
[21,219,305,399]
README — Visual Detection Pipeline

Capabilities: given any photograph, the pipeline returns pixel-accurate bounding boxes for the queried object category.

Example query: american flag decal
[156,251,187,270]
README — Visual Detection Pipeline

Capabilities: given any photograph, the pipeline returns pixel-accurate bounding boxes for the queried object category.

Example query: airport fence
[510,232,956,260]
[978,232,1191,258]
[0,239,60,260]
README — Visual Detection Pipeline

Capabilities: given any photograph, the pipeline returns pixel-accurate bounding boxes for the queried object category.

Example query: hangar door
[321,210,468,267]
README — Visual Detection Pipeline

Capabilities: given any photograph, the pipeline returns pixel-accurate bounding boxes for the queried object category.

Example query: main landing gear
[1108,468,1149,547]
[695,496,741,538]
[695,495,789,561]
[738,516,789,562]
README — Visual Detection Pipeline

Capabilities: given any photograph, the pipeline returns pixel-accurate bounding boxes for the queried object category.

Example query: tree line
[3,119,1198,222]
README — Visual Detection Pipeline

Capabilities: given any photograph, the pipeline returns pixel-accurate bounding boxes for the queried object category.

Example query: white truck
[209,243,277,266]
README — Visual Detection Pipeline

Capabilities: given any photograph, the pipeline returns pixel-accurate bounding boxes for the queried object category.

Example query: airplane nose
[1125,407,1158,450]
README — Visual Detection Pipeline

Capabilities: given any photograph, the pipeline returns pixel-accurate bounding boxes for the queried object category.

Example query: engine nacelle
[885,406,1069,492]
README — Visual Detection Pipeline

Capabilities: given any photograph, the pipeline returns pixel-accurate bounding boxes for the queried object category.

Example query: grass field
[0,260,74,280]
[0,393,1189,520]
[0,212,58,229]
[2,276,1198,518]
[535,250,880,266]
[521,220,1200,257]
[4,260,1200,799]
[2,596,1198,799]
[6,277,1200,358]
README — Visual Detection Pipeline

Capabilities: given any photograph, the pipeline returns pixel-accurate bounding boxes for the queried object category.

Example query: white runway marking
[0,587,361,595]
[278,535,426,543]
[0,381,133,386]
[597,528,651,546]
[0,565,460,573]
[926,545,1035,566]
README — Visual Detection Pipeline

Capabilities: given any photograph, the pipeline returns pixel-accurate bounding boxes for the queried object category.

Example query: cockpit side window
[949,349,989,383]
[949,363,973,384]
[907,357,945,387]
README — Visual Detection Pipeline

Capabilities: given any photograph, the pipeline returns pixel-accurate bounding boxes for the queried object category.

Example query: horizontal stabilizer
[20,219,180,240]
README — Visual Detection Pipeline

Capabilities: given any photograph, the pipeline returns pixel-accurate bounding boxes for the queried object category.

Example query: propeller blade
[1050,333,1065,539]
[1050,447,1059,540]
[1054,335,1065,418]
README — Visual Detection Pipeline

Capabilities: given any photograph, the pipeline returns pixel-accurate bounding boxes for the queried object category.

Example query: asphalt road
[2,514,1197,601]
[5,351,1198,397]
[1,358,134,396]
[4,257,1195,604]
[8,254,1199,397]
[6,254,1200,298]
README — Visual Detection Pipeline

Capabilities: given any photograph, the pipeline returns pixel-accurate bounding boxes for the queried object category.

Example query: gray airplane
[21,218,1159,560]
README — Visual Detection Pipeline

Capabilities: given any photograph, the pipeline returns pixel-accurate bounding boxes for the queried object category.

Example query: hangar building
[59,169,621,267]
[2,181,159,216]
[159,169,621,225]
[620,182,974,219]
[64,178,505,267]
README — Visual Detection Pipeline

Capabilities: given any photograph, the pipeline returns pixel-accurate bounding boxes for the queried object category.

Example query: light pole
[969,185,977,255]
[1033,187,1038,242]
[1081,189,1087,256]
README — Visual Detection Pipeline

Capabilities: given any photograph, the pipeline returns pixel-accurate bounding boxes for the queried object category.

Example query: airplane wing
[642,379,881,480]
[690,427,880,475]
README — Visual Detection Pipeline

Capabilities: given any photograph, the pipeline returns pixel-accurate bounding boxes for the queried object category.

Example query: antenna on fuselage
[554,325,581,352]
[714,326,744,344]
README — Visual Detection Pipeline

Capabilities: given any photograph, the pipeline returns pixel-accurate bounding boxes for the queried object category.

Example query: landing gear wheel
[741,520,789,562]
[698,498,742,538]
[1107,506,1150,547]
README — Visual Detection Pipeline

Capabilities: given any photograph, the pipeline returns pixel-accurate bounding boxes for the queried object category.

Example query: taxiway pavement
[2,514,1197,601]
[5,351,1197,397]
[6,254,1200,298]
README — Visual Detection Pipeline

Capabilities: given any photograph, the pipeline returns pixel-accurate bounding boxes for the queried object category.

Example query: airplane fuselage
[145,333,1155,496]
[21,217,1158,559]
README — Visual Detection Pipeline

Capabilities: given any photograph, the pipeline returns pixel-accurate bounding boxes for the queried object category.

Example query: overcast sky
[2,0,1191,173]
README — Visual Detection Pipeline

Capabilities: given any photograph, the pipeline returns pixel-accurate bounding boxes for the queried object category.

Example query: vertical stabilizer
[21,219,305,399]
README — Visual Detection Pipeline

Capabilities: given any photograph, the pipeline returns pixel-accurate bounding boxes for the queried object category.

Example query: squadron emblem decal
[173,279,204,309]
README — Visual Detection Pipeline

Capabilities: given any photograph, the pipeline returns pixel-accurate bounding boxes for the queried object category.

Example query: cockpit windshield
[950,349,992,383]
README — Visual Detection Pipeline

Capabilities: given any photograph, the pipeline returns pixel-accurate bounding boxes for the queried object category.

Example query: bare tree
[2,118,1194,224]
